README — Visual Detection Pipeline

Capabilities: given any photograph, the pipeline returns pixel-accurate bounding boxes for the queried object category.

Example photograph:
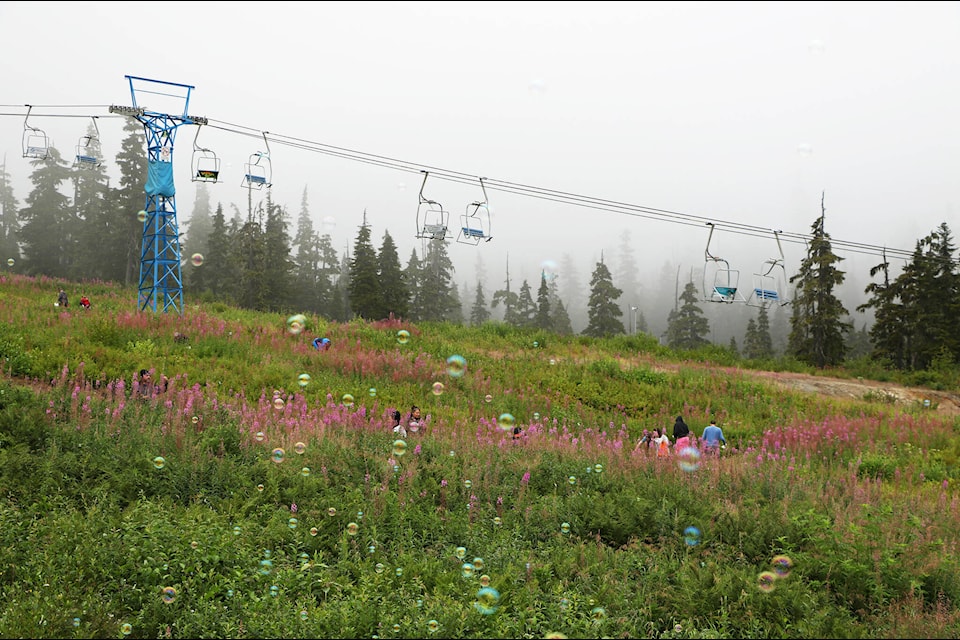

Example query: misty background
[1,1,958,343]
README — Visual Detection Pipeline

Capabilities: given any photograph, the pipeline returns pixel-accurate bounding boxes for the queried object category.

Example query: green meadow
[1,274,958,639]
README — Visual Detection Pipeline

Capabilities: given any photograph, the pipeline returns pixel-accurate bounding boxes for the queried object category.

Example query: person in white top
[391,410,406,438]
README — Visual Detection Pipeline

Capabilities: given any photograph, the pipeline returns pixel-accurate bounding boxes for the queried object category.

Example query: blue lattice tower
[110,76,207,314]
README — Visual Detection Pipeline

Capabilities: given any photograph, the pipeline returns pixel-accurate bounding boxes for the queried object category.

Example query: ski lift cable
[0,106,935,263]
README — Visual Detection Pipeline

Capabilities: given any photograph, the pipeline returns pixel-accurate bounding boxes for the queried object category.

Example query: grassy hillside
[0,273,958,639]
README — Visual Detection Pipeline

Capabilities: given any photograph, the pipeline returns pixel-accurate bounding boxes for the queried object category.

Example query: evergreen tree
[202,203,235,302]
[728,335,739,355]
[535,273,553,330]
[583,256,624,337]
[743,307,774,359]
[112,118,149,286]
[0,158,21,264]
[470,281,491,325]
[558,253,587,332]
[551,297,574,335]
[615,229,642,327]
[262,195,294,312]
[348,213,383,320]
[183,182,214,289]
[787,194,851,368]
[516,279,536,327]
[18,146,74,277]
[290,188,322,313]
[315,233,340,317]
[404,249,424,321]
[232,209,267,310]
[860,223,959,370]
[664,281,711,349]
[68,121,113,281]
[419,239,459,322]
[491,254,520,325]
[378,230,409,320]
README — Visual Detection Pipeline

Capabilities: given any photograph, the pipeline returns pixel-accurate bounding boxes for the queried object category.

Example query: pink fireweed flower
[290,503,298,513]
[521,472,531,486]
[440,479,448,488]
[414,444,422,455]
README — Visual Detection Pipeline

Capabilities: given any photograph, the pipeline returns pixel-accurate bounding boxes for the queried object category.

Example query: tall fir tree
[112,117,149,286]
[470,281,491,325]
[68,121,112,281]
[535,273,553,331]
[516,279,537,328]
[289,188,322,313]
[787,194,851,368]
[419,239,460,322]
[743,306,774,359]
[378,229,409,320]
[491,254,520,325]
[664,280,711,350]
[183,182,214,289]
[17,146,74,278]
[348,213,382,319]
[0,157,21,264]
[262,195,294,312]
[583,256,625,337]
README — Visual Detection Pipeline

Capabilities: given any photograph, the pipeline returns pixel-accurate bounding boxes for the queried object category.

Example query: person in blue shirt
[701,418,727,452]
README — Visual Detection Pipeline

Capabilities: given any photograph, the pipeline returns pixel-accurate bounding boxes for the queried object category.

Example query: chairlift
[746,229,790,308]
[242,132,272,189]
[74,117,102,168]
[415,171,449,241]
[191,124,220,183]
[457,177,493,245]
[21,105,49,160]
[702,222,746,304]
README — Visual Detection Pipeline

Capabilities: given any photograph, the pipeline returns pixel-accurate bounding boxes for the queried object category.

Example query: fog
[2,2,958,336]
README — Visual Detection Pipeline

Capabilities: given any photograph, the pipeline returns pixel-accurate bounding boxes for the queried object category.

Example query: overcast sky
[2,1,958,298]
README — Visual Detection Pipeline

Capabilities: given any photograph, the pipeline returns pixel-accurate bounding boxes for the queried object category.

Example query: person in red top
[79,295,91,309]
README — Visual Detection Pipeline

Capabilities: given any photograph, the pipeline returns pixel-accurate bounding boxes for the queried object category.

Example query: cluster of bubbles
[152,456,166,470]
[758,554,794,592]
[342,393,355,407]
[271,448,285,463]
[294,442,306,455]
[432,381,445,396]
[392,439,407,457]
[297,373,311,387]
[161,586,177,604]
[397,330,410,344]
[684,526,701,546]
[190,253,204,267]
[497,413,515,431]
[6,258,13,267]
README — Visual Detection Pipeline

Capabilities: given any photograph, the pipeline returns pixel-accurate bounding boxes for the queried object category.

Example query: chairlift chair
[702,222,746,304]
[415,171,449,241]
[191,125,220,183]
[242,132,272,189]
[746,230,790,308]
[22,105,49,160]
[74,117,102,168]
[457,177,493,245]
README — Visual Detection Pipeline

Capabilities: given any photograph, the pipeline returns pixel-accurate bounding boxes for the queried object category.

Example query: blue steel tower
[110,76,207,314]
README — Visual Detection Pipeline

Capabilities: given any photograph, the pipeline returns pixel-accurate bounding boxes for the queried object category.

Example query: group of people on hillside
[390,405,424,438]
[55,289,91,309]
[634,415,727,456]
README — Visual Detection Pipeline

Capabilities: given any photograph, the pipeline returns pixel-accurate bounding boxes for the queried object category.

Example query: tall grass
[0,274,958,638]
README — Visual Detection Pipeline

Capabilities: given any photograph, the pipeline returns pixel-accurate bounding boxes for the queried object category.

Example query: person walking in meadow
[56,288,68,308]
[391,409,406,438]
[672,415,690,440]
[701,418,727,453]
